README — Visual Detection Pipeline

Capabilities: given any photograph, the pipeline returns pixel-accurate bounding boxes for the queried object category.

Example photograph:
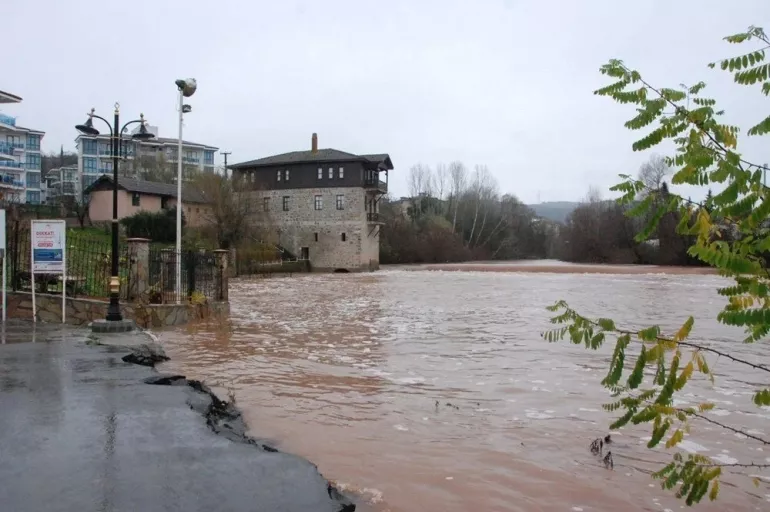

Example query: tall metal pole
[221,151,231,178]
[106,104,122,321]
[175,89,184,304]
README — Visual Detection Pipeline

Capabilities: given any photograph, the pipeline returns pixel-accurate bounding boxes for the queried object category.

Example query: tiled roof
[230,149,393,170]
[83,176,208,203]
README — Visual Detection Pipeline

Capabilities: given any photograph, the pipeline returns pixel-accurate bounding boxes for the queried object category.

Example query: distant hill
[527,201,579,223]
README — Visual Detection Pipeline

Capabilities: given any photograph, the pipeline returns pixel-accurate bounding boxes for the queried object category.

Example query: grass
[68,226,114,244]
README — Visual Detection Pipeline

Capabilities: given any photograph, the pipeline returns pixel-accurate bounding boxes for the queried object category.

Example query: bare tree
[408,164,431,197]
[585,185,603,204]
[61,195,90,228]
[434,164,448,213]
[192,172,258,249]
[473,170,499,247]
[448,161,467,233]
[638,154,670,192]
[467,165,493,247]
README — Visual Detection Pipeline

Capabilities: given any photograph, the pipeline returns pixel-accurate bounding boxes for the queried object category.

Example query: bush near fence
[120,208,185,244]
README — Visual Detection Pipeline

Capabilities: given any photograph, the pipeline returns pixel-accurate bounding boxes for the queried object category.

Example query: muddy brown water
[158,263,770,511]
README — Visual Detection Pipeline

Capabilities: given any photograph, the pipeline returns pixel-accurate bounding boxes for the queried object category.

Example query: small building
[229,133,393,272]
[84,176,211,227]
[45,165,80,204]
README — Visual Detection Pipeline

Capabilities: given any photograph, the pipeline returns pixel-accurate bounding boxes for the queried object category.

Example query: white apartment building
[75,125,218,192]
[0,89,45,204]
[45,165,79,204]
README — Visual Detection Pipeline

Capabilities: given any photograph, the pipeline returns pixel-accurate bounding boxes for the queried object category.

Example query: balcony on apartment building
[366,212,384,223]
[0,141,24,155]
[0,113,16,128]
[0,173,25,189]
[0,160,24,172]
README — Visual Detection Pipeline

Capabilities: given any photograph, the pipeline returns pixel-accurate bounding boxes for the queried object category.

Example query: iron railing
[147,249,222,304]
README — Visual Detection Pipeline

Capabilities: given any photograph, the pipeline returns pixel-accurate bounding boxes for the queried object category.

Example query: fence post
[126,238,150,301]
[186,250,196,299]
[11,220,19,292]
[214,249,229,301]
[228,247,237,277]
[160,248,174,303]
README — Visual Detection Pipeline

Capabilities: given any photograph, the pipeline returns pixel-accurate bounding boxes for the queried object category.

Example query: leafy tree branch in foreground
[542,25,770,505]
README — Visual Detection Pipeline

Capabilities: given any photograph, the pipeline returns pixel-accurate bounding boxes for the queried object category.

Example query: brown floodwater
[157,263,770,511]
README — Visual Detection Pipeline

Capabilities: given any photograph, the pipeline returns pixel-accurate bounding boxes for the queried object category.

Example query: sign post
[0,209,5,322]
[31,220,66,323]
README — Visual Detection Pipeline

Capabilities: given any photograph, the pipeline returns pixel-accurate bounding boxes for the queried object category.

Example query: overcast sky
[3,0,768,203]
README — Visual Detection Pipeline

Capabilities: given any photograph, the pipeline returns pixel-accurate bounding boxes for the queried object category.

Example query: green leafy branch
[543,24,770,504]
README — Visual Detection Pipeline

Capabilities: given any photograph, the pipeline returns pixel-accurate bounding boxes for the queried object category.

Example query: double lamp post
[75,104,154,323]
[75,78,197,324]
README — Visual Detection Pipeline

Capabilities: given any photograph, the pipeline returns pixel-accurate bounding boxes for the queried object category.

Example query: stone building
[229,134,393,272]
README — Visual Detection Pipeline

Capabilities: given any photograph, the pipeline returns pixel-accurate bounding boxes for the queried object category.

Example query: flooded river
[158,265,770,511]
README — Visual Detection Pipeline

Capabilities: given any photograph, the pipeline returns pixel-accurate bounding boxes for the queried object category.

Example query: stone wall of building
[5,292,230,328]
[249,187,381,272]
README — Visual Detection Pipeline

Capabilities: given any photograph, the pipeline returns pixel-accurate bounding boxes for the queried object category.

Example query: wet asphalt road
[0,321,348,512]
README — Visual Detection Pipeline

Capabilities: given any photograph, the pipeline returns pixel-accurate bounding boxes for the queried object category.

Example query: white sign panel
[31,220,66,274]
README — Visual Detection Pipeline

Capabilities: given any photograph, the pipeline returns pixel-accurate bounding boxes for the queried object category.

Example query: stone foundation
[6,292,229,328]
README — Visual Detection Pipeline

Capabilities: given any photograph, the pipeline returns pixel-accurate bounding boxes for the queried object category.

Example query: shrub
[121,208,185,243]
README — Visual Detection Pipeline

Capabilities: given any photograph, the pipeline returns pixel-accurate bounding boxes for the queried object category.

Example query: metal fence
[6,223,131,299]
[147,248,223,304]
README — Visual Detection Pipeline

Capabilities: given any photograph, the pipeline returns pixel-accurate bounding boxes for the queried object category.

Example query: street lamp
[175,78,196,304]
[75,104,155,326]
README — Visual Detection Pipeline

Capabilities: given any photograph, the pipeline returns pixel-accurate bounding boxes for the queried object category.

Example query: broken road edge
[91,332,357,512]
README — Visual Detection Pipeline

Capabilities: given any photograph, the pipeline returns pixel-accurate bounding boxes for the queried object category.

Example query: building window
[284,169,290,181]
[339,167,344,179]
[314,232,318,242]
[314,195,323,210]
[161,197,169,209]
[341,233,347,242]
[26,134,41,151]
[317,167,322,179]
[25,153,41,170]
[276,170,281,182]
[263,197,270,212]
[83,157,97,174]
[204,150,215,165]
[132,192,140,206]
[328,167,333,179]
[82,175,97,189]
[336,194,344,210]
[26,191,40,205]
[282,196,289,211]
[82,139,98,155]
[26,172,41,189]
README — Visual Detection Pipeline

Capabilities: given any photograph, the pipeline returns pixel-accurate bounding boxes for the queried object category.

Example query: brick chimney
[311,133,318,153]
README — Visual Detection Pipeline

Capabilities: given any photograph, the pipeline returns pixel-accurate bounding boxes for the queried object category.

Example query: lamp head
[131,114,155,141]
[176,78,197,97]
[182,104,192,113]
[75,108,100,136]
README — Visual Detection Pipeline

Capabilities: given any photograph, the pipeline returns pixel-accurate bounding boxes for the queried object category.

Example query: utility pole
[221,151,231,178]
